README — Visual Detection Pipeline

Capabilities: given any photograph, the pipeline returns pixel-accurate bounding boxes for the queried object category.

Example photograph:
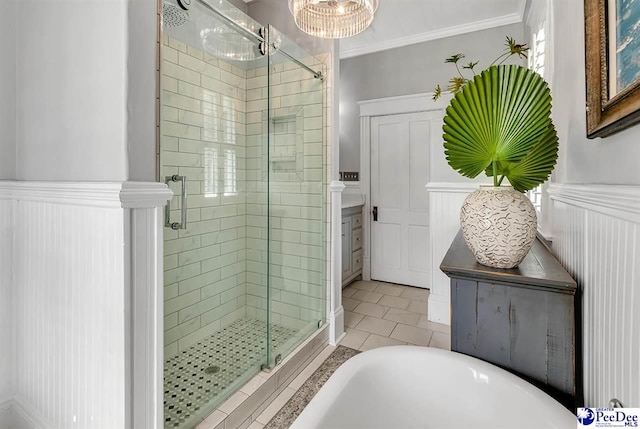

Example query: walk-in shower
[160,0,327,427]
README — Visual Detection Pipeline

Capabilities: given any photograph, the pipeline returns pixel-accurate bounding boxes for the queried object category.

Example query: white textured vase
[460,185,537,269]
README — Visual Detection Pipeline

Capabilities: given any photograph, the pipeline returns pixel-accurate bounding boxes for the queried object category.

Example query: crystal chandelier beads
[288,0,378,39]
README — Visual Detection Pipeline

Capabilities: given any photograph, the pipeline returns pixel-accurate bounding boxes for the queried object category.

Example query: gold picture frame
[584,0,640,138]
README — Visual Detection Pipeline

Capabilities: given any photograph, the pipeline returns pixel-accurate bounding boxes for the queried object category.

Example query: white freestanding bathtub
[291,346,576,429]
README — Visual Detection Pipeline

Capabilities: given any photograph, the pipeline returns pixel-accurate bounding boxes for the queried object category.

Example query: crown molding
[340,10,525,59]
[358,92,452,117]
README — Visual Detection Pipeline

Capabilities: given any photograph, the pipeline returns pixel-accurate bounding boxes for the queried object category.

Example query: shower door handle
[165,175,188,230]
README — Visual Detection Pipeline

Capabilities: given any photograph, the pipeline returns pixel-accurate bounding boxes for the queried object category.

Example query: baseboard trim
[329,307,345,346]
[12,399,49,429]
[0,398,51,429]
[427,294,451,325]
[0,400,13,429]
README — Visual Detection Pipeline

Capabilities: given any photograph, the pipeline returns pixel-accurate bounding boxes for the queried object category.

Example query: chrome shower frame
[170,0,325,80]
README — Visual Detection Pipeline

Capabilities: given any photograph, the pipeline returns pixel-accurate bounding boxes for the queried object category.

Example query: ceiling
[340,0,527,58]
[243,0,527,59]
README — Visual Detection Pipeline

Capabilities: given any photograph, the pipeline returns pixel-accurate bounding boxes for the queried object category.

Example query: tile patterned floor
[245,281,451,428]
[341,280,450,351]
[164,318,297,429]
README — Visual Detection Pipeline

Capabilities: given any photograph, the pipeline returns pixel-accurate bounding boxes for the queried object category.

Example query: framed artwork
[584,0,640,138]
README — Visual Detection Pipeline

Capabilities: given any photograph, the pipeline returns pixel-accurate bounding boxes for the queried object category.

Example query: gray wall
[15,0,129,181]
[127,0,158,181]
[0,1,16,180]
[5,0,327,183]
[550,0,640,185]
[339,23,525,173]
[11,0,159,182]
[248,0,333,56]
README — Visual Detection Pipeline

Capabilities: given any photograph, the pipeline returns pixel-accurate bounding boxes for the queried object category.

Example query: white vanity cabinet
[342,205,364,287]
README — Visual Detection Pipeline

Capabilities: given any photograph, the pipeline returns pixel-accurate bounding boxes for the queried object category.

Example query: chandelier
[288,0,379,39]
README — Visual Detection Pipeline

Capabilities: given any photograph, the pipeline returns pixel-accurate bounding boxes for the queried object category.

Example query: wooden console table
[440,231,579,407]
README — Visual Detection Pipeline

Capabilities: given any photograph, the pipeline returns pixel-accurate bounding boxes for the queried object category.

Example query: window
[528,27,546,78]
[525,0,553,238]
[222,97,236,145]
[204,147,219,198]
[223,149,237,196]
[527,21,547,215]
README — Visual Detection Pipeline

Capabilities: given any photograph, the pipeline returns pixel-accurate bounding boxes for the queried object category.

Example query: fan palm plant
[433,37,559,268]
[435,38,558,192]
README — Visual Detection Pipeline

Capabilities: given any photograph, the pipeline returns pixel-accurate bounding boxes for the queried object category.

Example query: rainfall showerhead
[162,0,190,28]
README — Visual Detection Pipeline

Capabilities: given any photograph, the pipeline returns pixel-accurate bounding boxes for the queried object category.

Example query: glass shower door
[160,0,270,426]
[266,25,327,367]
[160,0,328,425]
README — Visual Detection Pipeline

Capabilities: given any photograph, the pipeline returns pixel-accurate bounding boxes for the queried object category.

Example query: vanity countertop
[342,194,365,209]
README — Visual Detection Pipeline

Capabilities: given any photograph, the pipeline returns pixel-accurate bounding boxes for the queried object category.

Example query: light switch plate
[340,172,359,181]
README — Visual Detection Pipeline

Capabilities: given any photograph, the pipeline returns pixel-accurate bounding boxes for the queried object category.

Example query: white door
[370,112,432,288]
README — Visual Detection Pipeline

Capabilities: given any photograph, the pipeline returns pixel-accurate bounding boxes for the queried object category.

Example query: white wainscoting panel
[0,181,171,429]
[425,183,479,324]
[549,183,640,407]
[0,193,14,407]
[127,206,166,429]
[13,199,127,428]
[329,181,346,346]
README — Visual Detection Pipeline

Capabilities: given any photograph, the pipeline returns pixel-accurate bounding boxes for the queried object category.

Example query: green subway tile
[221,284,245,303]
[164,290,201,315]
[164,316,200,346]
[178,294,221,324]
[164,262,201,285]
[178,274,205,295]
[201,300,237,326]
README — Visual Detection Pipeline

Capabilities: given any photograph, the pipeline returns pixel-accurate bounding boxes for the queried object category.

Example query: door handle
[372,206,378,222]
[165,175,188,230]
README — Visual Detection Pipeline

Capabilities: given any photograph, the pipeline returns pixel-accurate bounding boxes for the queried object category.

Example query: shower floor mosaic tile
[164,318,298,429]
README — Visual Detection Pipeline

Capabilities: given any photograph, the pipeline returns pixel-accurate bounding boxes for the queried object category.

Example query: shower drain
[204,365,220,375]
[164,319,299,429]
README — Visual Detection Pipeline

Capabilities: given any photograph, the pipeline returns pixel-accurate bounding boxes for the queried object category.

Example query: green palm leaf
[442,65,558,192]
[504,125,558,192]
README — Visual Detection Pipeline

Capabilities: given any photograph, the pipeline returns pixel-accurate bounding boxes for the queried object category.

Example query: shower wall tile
[244,56,327,332]
[162,36,331,363]
[168,37,188,53]
[162,37,249,358]
[163,61,201,86]
[178,51,208,73]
